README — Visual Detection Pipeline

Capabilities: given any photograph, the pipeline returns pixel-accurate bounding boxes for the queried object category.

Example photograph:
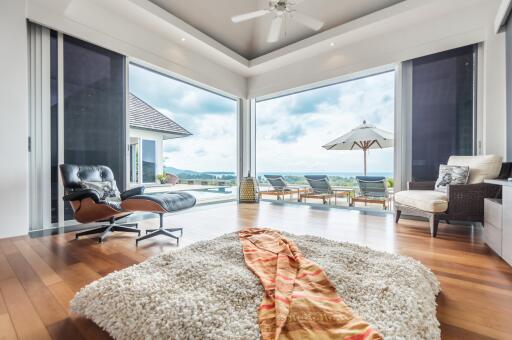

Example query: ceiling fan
[231,0,324,43]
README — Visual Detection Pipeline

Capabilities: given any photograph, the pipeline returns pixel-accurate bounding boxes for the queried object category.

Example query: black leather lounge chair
[60,164,143,243]
[60,164,196,245]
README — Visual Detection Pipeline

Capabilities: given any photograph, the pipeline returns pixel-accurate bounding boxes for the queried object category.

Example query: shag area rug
[70,232,441,339]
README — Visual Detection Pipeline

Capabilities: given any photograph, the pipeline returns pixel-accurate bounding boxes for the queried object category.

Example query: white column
[394,61,412,192]
[238,98,255,181]
[28,24,52,230]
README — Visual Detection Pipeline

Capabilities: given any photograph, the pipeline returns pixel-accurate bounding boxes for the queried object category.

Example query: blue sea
[256,171,393,178]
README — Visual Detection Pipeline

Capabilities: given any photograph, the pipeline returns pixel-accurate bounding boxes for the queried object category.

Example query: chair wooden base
[352,196,387,209]
[259,190,294,200]
[299,193,334,204]
[260,188,308,201]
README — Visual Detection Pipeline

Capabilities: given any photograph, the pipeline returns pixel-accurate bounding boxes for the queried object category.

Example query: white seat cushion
[395,190,448,213]
[447,155,502,184]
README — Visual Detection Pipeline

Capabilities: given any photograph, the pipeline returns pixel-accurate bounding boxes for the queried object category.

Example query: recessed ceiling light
[330,42,335,47]
[181,38,186,42]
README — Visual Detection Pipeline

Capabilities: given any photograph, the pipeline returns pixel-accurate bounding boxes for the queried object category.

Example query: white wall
[0,0,29,237]
[483,29,507,158]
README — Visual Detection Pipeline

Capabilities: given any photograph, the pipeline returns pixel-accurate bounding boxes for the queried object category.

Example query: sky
[256,71,395,174]
[129,64,238,173]
[129,64,395,174]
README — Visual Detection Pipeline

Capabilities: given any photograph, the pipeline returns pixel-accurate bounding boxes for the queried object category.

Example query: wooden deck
[0,202,511,339]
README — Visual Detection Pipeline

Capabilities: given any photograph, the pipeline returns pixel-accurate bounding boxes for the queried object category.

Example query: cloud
[163,143,181,153]
[129,64,237,117]
[195,148,207,157]
[258,85,340,116]
[273,125,306,143]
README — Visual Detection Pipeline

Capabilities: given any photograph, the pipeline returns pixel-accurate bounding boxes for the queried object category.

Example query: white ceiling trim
[495,0,512,32]
[25,0,500,98]
[248,0,429,68]
[123,0,416,75]
[121,0,493,77]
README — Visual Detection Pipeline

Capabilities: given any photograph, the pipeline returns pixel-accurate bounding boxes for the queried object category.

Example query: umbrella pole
[363,148,367,176]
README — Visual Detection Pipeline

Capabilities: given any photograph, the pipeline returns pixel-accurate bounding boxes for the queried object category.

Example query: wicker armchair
[395,158,509,237]
[395,181,501,236]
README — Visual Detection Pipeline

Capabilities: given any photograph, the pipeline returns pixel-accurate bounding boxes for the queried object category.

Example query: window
[128,64,238,203]
[142,139,156,183]
[411,45,476,181]
[256,71,395,209]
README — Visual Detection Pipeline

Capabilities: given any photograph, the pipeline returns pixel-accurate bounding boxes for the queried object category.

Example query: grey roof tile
[129,93,191,138]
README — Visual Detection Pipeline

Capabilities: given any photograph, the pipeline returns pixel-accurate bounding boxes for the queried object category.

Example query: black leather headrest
[59,164,115,189]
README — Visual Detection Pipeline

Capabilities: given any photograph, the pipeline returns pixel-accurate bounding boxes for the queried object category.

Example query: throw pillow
[434,164,470,193]
[81,180,121,202]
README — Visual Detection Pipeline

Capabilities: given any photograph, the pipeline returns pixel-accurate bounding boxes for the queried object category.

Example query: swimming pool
[153,186,237,203]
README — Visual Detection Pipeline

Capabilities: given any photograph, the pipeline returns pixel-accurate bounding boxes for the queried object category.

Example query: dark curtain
[411,45,476,181]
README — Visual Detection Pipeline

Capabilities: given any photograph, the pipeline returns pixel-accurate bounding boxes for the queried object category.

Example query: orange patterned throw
[240,228,382,340]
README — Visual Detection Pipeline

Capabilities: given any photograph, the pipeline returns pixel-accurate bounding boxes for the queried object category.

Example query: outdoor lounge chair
[299,175,335,204]
[260,175,302,200]
[352,176,388,209]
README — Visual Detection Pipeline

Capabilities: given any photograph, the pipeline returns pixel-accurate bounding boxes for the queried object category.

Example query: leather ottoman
[121,192,196,246]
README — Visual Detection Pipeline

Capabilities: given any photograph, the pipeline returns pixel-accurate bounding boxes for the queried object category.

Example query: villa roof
[129,93,192,139]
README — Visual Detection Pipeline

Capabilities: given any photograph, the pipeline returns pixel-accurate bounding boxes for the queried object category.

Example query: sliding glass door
[29,23,127,229]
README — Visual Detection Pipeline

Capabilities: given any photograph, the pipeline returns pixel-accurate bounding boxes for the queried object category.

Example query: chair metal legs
[75,219,140,243]
[136,213,182,246]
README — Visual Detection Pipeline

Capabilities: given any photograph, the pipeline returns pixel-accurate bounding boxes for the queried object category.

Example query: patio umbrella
[322,121,393,175]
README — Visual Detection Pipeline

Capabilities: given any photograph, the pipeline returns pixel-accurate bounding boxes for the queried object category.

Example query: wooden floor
[0,202,511,339]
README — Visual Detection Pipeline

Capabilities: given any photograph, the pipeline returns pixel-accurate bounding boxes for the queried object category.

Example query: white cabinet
[484,198,502,255]
[484,180,512,267]
[502,187,512,265]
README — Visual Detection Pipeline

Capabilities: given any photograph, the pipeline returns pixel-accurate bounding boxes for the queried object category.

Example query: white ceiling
[148,0,404,59]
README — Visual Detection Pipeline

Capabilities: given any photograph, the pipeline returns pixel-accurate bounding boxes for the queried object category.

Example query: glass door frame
[29,26,130,230]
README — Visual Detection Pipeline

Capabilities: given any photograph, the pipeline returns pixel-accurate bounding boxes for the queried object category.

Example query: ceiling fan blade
[231,10,269,23]
[292,11,324,31]
[267,16,283,43]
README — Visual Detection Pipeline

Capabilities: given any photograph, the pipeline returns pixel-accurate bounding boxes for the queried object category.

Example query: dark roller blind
[63,35,126,220]
[411,45,476,181]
